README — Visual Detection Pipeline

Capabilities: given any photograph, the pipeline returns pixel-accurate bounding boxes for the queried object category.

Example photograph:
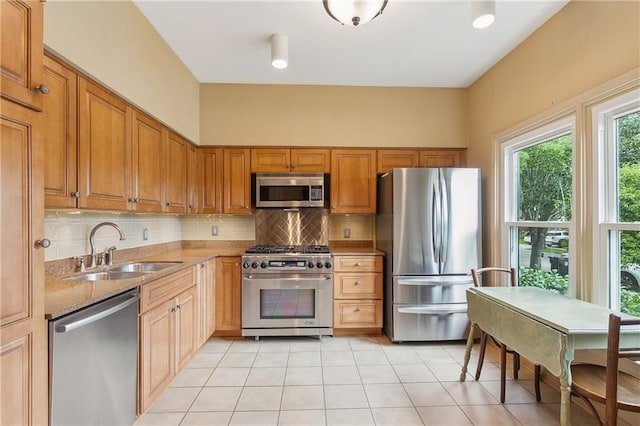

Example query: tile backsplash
[45,211,373,261]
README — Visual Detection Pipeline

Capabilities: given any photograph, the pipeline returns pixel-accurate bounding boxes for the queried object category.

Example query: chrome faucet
[88,222,125,268]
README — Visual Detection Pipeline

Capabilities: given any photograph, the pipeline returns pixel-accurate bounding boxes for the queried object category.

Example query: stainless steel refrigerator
[376,168,481,342]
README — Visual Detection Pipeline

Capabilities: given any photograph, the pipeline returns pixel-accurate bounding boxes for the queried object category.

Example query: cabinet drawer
[334,273,382,299]
[333,255,382,272]
[334,300,382,328]
[141,267,196,313]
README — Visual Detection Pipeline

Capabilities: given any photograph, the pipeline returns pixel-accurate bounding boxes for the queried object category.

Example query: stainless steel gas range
[241,245,334,338]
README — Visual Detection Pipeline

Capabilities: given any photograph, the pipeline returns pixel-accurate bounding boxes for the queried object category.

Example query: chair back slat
[471,267,517,288]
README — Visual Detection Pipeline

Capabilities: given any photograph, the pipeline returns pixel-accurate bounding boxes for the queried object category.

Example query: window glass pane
[516,134,573,221]
[515,226,569,295]
[617,111,640,223]
[620,230,640,316]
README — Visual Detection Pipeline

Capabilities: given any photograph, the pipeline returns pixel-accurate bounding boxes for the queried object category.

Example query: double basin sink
[64,261,182,281]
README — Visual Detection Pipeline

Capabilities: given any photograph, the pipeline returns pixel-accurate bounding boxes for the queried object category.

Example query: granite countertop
[45,243,382,320]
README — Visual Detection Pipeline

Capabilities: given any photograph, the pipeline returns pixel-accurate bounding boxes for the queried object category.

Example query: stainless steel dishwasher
[49,289,139,426]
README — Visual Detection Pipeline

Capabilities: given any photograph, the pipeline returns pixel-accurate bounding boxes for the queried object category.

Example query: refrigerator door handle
[397,306,468,315]
[439,170,449,264]
[396,277,474,286]
[432,179,441,264]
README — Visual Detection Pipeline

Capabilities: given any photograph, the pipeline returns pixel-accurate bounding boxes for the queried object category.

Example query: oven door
[242,273,333,330]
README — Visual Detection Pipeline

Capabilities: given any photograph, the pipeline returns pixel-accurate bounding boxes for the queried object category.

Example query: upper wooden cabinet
[78,77,132,211]
[377,149,419,174]
[131,110,165,212]
[42,55,78,208]
[165,132,188,213]
[223,148,252,214]
[419,149,466,168]
[186,143,198,213]
[251,148,330,173]
[198,147,223,214]
[330,149,377,214]
[0,0,44,111]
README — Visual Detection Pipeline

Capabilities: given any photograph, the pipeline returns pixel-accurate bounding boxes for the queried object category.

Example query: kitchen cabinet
[333,255,383,332]
[131,110,165,212]
[0,0,44,111]
[0,100,47,424]
[198,147,223,214]
[419,149,466,168]
[139,267,198,413]
[197,260,216,346]
[223,148,252,214]
[330,149,377,214]
[78,77,132,211]
[214,256,242,335]
[186,143,198,213]
[251,148,330,173]
[165,131,188,213]
[42,54,78,208]
[377,149,419,174]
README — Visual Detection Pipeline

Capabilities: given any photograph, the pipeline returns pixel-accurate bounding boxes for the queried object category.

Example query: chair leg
[500,343,507,403]
[534,364,541,402]
[572,392,603,426]
[513,352,520,380]
[475,331,488,381]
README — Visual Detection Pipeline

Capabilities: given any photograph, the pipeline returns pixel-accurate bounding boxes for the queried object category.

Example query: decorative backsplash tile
[254,209,329,246]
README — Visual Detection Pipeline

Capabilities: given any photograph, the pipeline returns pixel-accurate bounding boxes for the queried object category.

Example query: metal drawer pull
[354,280,361,285]
[397,278,473,286]
[354,262,361,267]
[355,308,361,312]
[397,306,467,315]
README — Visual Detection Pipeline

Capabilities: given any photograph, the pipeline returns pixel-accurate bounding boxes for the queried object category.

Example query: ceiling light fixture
[323,0,388,27]
[471,0,496,29]
[271,33,288,69]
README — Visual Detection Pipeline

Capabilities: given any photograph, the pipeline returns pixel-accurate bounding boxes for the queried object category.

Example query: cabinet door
[186,143,198,213]
[251,148,290,173]
[223,148,251,214]
[165,132,188,213]
[0,0,43,111]
[175,287,197,371]
[214,257,242,333]
[333,300,382,328]
[197,260,216,345]
[42,55,78,208]
[78,77,131,210]
[291,148,330,172]
[140,299,174,413]
[419,149,466,168]
[198,147,222,214]
[330,149,377,214]
[376,149,419,174]
[0,98,47,426]
[131,110,164,212]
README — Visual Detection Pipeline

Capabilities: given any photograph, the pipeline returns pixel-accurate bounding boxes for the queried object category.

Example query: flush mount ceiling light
[323,0,388,27]
[271,33,288,69]
[471,0,496,29]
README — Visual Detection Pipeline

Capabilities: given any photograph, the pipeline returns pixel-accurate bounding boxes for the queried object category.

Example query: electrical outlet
[211,225,218,236]
[142,228,148,241]
[343,228,350,239]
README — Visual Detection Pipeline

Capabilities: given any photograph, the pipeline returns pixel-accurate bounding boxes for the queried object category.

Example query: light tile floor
[135,335,631,426]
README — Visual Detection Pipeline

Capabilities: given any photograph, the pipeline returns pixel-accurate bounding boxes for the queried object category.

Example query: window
[592,90,640,315]
[502,116,575,295]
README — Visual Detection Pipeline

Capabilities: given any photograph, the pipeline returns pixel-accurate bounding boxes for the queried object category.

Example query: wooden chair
[570,313,640,426]
[470,267,542,403]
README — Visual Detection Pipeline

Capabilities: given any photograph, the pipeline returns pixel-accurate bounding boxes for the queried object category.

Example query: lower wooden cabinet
[139,267,198,413]
[333,254,383,332]
[197,260,216,346]
[214,257,242,335]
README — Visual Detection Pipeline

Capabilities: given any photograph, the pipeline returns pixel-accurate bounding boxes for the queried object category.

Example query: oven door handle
[244,275,332,281]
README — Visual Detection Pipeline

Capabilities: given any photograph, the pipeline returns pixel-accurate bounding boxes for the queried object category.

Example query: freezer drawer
[391,303,470,342]
[393,276,472,304]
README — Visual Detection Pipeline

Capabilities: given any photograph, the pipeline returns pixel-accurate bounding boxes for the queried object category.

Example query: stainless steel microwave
[255,173,325,208]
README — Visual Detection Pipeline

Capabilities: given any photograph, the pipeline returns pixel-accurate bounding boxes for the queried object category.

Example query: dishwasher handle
[55,291,139,333]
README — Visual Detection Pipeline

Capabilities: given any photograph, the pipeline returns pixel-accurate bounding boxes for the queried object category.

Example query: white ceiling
[133,0,569,88]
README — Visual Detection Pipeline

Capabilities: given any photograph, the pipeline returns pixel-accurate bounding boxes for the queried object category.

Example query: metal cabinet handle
[35,84,49,94]
[354,280,361,285]
[71,191,80,198]
[355,308,361,312]
[354,262,361,267]
[36,238,51,248]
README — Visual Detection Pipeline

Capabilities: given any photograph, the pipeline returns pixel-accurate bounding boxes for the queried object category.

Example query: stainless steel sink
[63,271,146,281]
[107,261,182,273]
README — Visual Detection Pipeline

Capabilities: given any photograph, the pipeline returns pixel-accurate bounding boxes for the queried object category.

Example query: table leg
[460,322,476,381]
[559,354,573,426]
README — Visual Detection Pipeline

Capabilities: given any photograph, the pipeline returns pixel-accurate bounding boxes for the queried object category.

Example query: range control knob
[316,261,324,269]
[242,261,250,269]
[307,261,315,269]
[261,262,268,269]
[251,262,259,269]
[324,261,333,269]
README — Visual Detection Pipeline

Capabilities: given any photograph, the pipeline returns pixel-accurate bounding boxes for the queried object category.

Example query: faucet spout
[88,222,125,268]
